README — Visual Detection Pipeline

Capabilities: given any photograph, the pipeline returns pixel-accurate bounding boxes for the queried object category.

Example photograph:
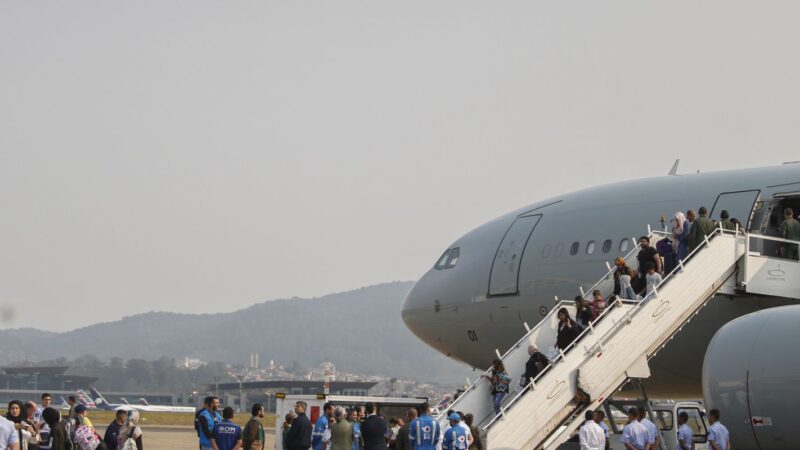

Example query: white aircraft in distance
[90,388,195,413]
[402,162,800,448]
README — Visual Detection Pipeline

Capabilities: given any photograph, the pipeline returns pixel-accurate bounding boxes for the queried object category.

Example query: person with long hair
[482,359,511,415]
[5,400,38,450]
[556,308,582,350]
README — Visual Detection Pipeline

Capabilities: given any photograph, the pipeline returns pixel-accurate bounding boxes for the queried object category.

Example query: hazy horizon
[3,1,800,331]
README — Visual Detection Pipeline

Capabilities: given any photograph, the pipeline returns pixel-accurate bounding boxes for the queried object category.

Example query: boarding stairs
[439,227,798,450]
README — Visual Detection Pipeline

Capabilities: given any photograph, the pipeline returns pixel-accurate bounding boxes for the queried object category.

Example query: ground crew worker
[676,412,693,450]
[779,208,800,260]
[638,409,659,450]
[441,414,467,450]
[687,207,715,252]
[578,411,605,450]
[408,404,439,450]
[707,409,730,450]
[619,407,648,450]
[313,403,334,450]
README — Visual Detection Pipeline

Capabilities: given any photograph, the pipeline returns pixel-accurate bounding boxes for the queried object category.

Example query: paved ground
[98,425,276,450]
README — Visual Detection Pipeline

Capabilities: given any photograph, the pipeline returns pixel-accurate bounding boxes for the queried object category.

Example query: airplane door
[710,190,760,228]
[488,214,542,296]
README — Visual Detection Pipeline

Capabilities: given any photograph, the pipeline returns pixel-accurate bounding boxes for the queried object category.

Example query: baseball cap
[447,412,461,421]
[75,404,88,414]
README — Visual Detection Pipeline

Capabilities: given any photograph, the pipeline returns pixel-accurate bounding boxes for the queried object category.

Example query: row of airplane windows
[544,237,633,259]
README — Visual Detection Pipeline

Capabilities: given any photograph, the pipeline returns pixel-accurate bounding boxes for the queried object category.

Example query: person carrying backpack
[196,396,222,450]
[117,410,143,450]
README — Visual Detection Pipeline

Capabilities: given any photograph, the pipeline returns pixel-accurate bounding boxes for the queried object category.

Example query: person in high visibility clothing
[441,414,467,450]
[313,402,335,450]
[408,404,439,450]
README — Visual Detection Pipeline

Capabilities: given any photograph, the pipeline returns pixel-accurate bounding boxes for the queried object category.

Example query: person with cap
[408,404,439,450]
[619,407,648,450]
[676,412,693,450]
[441,414,467,450]
[73,405,94,431]
[578,410,605,450]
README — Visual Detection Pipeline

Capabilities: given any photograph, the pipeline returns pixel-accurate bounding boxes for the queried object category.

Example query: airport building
[206,380,377,413]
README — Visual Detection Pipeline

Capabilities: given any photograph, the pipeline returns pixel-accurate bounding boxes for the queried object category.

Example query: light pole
[213,376,220,398]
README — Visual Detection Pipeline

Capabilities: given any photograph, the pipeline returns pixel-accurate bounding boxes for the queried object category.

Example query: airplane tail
[59,397,70,409]
[120,398,130,405]
[138,398,151,406]
[88,387,108,405]
[76,389,97,408]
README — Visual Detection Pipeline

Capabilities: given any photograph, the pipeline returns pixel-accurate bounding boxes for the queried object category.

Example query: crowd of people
[277,401,482,450]
[0,393,142,450]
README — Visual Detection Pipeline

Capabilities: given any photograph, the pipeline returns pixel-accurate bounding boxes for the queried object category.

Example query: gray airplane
[401,162,800,447]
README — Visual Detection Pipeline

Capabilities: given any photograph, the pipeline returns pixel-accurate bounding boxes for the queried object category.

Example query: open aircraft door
[488,214,541,296]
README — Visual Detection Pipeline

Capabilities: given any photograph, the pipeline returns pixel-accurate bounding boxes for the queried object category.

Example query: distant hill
[0,281,472,384]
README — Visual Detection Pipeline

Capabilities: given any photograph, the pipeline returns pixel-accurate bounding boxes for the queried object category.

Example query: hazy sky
[2,1,800,331]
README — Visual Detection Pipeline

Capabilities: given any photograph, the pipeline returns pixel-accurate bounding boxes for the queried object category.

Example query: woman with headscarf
[6,400,39,450]
[673,211,690,264]
[117,410,143,450]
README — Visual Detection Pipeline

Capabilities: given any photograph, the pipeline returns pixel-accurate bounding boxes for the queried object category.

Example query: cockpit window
[445,247,460,268]
[434,247,460,270]
[434,250,451,270]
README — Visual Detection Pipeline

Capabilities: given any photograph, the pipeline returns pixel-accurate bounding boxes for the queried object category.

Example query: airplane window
[620,239,631,253]
[554,243,564,257]
[541,244,551,259]
[586,241,596,255]
[602,239,612,253]
[434,249,450,270]
[570,242,580,256]
[445,247,460,268]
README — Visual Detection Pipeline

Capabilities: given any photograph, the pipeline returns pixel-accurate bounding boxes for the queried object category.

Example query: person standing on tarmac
[394,409,416,450]
[441,414,467,450]
[707,409,731,450]
[313,403,335,450]
[578,410,605,450]
[619,407,648,450]
[243,403,266,450]
[638,409,659,450]
[348,409,363,450]
[408,404,439,450]
[676,412,693,450]
[198,396,223,450]
[285,401,312,450]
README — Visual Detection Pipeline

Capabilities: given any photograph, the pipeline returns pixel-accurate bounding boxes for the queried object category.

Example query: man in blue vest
[313,402,334,450]
[408,404,439,450]
[442,414,467,450]
[197,396,223,450]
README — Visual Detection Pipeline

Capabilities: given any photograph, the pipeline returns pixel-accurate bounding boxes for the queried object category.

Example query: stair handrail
[483,225,741,432]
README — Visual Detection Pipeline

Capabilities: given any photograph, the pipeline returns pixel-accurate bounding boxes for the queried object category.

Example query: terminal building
[207,380,377,413]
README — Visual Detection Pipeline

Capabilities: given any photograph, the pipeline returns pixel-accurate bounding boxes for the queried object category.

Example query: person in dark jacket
[574,296,594,327]
[285,401,312,450]
[394,409,415,450]
[104,409,127,449]
[556,307,582,350]
[523,345,550,386]
[41,408,66,450]
[687,206,715,252]
[612,257,638,298]
[361,403,388,450]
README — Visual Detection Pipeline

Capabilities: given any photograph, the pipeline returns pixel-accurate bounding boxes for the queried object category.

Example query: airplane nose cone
[402,275,438,338]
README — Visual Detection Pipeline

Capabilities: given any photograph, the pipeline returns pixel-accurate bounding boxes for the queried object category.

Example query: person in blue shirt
[212,407,242,450]
[676,412,693,450]
[198,396,223,450]
[620,407,648,450]
[348,409,363,450]
[313,402,334,450]
[408,404,439,450]
[707,409,730,450]
[442,414,467,450]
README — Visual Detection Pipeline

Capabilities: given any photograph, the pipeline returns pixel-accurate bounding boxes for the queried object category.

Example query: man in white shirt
[676,412,693,450]
[0,415,20,450]
[638,408,660,450]
[707,409,730,450]
[579,411,605,450]
[593,411,610,450]
[620,408,649,450]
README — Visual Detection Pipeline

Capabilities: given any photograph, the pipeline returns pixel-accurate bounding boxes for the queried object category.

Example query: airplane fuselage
[402,164,800,397]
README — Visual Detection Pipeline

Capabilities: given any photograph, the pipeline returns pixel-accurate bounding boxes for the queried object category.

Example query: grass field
[2,409,276,428]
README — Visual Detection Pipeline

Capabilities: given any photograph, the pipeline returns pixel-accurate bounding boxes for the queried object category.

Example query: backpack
[120,428,138,450]
[194,408,206,437]
[61,418,76,450]
[73,425,101,450]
